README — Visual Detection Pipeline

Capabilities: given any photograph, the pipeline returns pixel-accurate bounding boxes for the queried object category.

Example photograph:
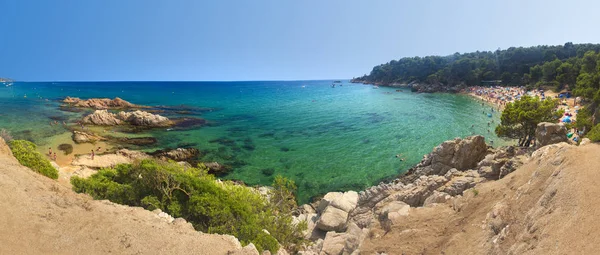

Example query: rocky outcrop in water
[82,110,173,127]
[82,110,122,126]
[151,148,200,162]
[72,131,106,144]
[117,110,173,127]
[63,96,140,109]
[535,122,569,148]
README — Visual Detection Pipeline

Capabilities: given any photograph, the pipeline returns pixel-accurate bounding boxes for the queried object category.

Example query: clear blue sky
[1,0,600,81]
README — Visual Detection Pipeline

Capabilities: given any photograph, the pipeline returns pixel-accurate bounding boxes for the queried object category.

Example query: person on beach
[97,146,101,152]
[48,148,52,156]
[53,152,57,161]
[91,150,95,160]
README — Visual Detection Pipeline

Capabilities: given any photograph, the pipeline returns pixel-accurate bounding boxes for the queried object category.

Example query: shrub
[587,124,600,142]
[71,159,306,253]
[9,140,58,179]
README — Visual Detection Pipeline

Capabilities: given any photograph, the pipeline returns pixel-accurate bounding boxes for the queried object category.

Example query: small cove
[0,81,510,203]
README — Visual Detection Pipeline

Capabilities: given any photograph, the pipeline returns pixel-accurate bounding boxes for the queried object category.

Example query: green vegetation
[495,96,563,147]
[587,124,600,142]
[71,159,306,253]
[9,140,58,179]
[354,43,600,87]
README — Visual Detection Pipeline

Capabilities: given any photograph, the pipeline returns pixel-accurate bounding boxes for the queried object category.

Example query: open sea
[0,80,508,202]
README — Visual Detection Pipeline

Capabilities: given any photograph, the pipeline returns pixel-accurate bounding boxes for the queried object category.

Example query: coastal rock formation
[63,96,139,109]
[72,131,106,144]
[151,148,200,162]
[535,122,569,148]
[82,110,122,126]
[297,135,532,255]
[360,141,600,254]
[82,109,173,127]
[409,135,489,178]
[117,110,173,127]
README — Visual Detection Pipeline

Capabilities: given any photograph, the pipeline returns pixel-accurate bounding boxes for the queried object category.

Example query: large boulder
[412,136,489,177]
[317,206,349,232]
[319,223,366,255]
[82,110,122,126]
[117,110,173,127]
[535,122,568,148]
[330,191,359,213]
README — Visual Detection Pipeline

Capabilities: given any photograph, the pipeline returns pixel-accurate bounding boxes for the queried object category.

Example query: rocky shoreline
[294,122,574,254]
[44,96,583,254]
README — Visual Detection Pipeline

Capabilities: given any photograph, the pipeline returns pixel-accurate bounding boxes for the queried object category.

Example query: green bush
[71,159,306,253]
[9,140,58,179]
[587,124,600,142]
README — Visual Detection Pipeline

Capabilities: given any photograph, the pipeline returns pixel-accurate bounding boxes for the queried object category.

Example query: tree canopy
[354,43,600,88]
[495,95,563,147]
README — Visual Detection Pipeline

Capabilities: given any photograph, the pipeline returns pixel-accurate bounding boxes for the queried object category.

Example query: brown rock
[72,131,106,144]
[63,96,139,109]
[82,110,122,126]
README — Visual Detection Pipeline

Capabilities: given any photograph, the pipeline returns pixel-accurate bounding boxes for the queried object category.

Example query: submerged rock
[112,136,158,146]
[57,143,74,155]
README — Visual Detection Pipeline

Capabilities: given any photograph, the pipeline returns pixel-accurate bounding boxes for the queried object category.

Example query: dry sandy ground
[0,138,252,255]
[362,142,600,255]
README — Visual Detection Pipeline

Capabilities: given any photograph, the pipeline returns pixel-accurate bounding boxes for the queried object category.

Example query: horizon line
[8,78,351,83]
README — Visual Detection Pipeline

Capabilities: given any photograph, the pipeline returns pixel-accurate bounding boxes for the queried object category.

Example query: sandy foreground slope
[362,141,600,254]
[0,138,253,255]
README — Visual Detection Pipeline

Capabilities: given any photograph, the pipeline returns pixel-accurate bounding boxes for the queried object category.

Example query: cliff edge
[0,138,256,255]
[361,141,600,254]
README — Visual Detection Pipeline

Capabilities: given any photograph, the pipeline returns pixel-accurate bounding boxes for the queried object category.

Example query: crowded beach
[466,85,583,142]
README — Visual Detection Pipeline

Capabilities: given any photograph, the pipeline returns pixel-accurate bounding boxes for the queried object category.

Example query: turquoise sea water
[0,81,508,202]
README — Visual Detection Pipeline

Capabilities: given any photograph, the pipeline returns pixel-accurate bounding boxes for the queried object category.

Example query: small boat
[333,80,342,83]
[372,86,379,89]
[331,84,336,88]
